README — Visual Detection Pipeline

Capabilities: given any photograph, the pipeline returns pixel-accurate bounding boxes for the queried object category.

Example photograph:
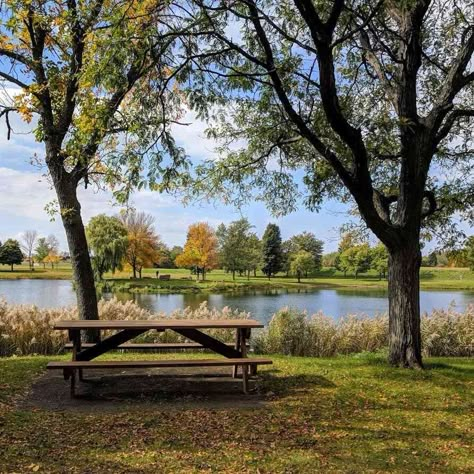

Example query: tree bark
[54,175,99,341]
[388,242,423,368]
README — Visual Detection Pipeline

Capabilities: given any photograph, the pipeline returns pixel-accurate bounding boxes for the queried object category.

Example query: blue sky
[0,89,352,253]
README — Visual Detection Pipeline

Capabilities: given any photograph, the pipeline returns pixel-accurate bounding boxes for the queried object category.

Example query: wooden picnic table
[47,319,272,396]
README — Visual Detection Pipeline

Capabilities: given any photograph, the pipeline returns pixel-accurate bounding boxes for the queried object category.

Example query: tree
[0,1,192,328]
[338,244,372,278]
[371,244,389,280]
[0,239,23,271]
[20,230,38,270]
[175,223,218,280]
[323,252,338,269]
[261,224,283,279]
[217,218,254,280]
[186,1,474,367]
[43,252,62,269]
[287,232,323,274]
[427,252,438,268]
[34,238,50,269]
[120,211,161,279]
[246,234,262,278]
[86,215,128,280]
[290,250,315,283]
[465,237,474,271]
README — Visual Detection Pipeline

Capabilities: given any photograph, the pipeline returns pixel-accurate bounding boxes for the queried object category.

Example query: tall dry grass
[0,299,249,356]
[254,305,473,357]
[0,298,472,357]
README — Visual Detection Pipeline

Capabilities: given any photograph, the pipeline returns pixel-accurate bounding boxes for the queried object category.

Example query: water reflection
[1,279,472,325]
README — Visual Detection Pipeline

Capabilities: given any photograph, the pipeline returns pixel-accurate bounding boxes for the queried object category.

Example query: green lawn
[0,353,472,473]
[1,263,474,291]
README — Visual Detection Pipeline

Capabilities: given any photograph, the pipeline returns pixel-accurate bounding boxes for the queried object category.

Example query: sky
[0,93,352,254]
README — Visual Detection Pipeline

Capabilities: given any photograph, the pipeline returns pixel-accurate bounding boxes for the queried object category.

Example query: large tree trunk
[388,242,423,368]
[53,175,99,341]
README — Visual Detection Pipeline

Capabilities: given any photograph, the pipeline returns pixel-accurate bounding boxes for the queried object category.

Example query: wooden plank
[64,342,247,350]
[174,328,243,359]
[75,329,146,361]
[53,319,263,330]
[47,358,273,369]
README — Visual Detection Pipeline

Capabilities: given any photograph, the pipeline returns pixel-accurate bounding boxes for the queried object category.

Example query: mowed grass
[1,263,474,290]
[0,353,472,473]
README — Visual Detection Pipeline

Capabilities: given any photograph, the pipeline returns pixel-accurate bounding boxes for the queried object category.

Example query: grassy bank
[0,353,472,473]
[1,263,474,292]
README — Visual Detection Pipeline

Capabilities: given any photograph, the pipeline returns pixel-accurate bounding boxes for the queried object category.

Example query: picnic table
[47,319,272,396]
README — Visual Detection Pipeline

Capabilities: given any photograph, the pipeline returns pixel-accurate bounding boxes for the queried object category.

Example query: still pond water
[1,279,473,325]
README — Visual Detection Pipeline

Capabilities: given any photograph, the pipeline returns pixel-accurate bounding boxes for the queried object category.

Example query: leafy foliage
[290,250,315,282]
[175,222,219,280]
[0,239,23,270]
[120,211,161,279]
[86,214,128,280]
[261,223,283,278]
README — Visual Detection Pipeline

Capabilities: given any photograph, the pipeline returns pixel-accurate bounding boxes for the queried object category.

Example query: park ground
[0,353,473,473]
[1,263,474,291]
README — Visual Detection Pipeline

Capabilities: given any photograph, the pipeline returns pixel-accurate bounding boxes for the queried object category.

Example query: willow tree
[0,0,190,324]
[182,0,474,367]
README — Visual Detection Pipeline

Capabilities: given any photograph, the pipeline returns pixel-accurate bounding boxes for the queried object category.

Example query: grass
[0,353,473,473]
[1,263,474,291]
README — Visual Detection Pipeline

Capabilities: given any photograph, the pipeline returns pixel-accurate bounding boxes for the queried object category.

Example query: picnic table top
[53,319,264,330]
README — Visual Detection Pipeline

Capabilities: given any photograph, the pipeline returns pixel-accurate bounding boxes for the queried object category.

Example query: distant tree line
[0,232,64,272]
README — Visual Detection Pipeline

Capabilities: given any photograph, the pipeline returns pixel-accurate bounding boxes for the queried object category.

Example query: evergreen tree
[427,252,438,267]
[261,224,283,279]
[0,239,23,271]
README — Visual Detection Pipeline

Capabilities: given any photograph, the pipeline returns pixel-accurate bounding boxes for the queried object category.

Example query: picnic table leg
[242,363,249,394]
[240,329,251,393]
[71,330,84,381]
[232,329,241,378]
[70,330,82,395]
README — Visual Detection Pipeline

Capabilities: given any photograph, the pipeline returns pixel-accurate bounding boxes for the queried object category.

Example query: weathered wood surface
[173,328,243,359]
[53,319,263,330]
[74,329,146,361]
[64,342,248,350]
[47,358,272,369]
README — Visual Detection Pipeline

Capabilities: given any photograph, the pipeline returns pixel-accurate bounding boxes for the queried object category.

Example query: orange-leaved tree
[120,211,161,279]
[175,223,218,281]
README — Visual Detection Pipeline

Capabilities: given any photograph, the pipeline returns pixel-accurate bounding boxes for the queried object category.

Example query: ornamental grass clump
[254,305,473,358]
[0,299,249,356]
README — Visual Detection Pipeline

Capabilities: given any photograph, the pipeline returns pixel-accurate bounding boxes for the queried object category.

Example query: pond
[0,279,473,325]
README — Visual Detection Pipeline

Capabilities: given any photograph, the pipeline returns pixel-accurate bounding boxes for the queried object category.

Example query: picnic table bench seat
[48,358,272,395]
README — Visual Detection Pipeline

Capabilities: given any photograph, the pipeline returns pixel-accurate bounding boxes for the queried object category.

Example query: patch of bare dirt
[21,367,269,413]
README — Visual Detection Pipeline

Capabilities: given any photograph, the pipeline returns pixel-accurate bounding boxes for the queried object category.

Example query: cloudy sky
[0,88,354,253]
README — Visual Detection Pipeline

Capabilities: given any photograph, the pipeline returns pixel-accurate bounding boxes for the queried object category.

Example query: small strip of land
[1,264,473,292]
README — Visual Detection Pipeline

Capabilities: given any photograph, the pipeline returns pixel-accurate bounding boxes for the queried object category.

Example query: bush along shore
[0,299,472,358]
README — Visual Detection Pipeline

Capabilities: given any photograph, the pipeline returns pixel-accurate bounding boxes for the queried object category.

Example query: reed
[0,299,249,356]
[254,305,473,357]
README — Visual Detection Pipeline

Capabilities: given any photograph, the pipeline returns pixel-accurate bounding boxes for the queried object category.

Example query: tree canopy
[86,214,128,280]
[120,211,161,279]
[0,239,23,270]
[261,223,283,278]
[175,222,218,280]
[169,0,474,368]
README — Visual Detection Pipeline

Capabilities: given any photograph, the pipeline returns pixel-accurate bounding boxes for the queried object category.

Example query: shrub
[0,299,249,356]
[254,305,473,358]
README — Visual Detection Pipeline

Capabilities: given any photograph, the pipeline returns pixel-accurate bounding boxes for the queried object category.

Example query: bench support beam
[173,328,243,359]
[75,329,147,361]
